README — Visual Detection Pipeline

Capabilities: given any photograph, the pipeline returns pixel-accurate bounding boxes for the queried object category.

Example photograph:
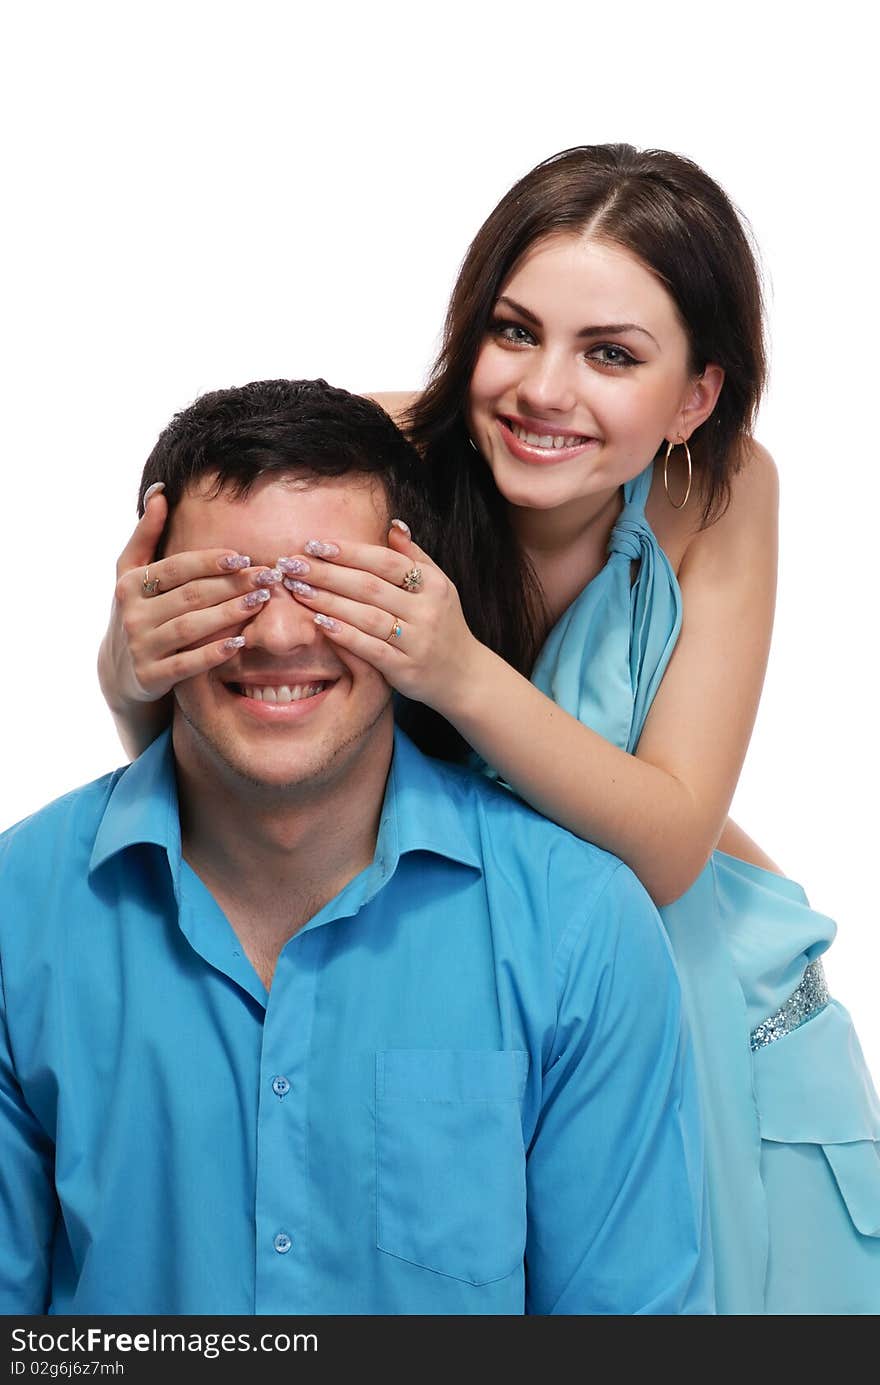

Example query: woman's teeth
[509,422,590,449]
[239,682,326,703]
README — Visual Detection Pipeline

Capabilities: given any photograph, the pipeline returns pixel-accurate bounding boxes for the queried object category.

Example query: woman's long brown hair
[406,144,767,689]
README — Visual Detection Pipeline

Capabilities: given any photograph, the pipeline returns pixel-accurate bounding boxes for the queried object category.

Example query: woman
[99,145,880,1313]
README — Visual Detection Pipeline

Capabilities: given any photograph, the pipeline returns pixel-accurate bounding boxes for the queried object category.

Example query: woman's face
[467,233,713,519]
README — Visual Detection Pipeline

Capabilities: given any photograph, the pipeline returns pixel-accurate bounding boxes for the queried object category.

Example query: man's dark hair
[139,378,436,547]
[139,376,463,761]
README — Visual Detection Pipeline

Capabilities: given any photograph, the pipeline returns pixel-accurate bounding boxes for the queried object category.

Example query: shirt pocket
[754,1000,880,1237]
[375,1048,529,1285]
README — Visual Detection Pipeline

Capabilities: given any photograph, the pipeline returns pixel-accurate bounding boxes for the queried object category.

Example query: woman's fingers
[115,547,258,606]
[114,488,168,579]
[282,527,478,712]
[309,613,407,685]
[282,564,418,615]
[278,539,432,611]
[102,490,271,713]
[386,520,434,570]
[113,564,284,700]
[135,633,250,699]
[285,585,408,645]
[125,564,276,623]
[301,533,435,586]
[136,586,275,665]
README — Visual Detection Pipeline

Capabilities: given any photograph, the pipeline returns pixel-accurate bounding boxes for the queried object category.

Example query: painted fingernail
[390,518,411,536]
[255,567,283,586]
[304,540,340,558]
[219,554,251,571]
[314,614,340,632]
[144,481,166,502]
[223,636,246,651]
[283,579,316,597]
[242,588,271,609]
[276,557,310,575]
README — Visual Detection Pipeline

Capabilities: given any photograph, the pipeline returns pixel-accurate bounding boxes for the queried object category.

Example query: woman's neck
[508,485,623,557]
[507,481,623,556]
[509,485,626,629]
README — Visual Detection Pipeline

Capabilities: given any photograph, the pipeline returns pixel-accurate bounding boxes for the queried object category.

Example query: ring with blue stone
[385,617,403,643]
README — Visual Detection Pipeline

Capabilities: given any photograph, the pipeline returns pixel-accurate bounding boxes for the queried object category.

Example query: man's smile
[220,673,340,722]
[234,680,329,704]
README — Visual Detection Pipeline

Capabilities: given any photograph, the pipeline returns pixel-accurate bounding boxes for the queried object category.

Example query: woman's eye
[589,344,637,369]
[489,320,535,346]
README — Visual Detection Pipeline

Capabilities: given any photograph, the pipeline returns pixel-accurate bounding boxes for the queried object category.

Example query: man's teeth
[240,682,326,703]
[510,422,590,449]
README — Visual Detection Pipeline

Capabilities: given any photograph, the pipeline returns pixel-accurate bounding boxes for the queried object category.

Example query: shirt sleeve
[0,957,56,1313]
[525,862,714,1315]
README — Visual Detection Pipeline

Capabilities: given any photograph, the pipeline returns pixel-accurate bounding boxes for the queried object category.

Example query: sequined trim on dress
[749,958,830,1053]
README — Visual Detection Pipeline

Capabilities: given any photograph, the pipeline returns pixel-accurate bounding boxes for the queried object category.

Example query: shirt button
[274,1232,292,1254]
[272,1075,291,1098]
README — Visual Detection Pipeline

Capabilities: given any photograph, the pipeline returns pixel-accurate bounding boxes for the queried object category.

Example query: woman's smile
[496,413,602,465]
[468,233,700,519]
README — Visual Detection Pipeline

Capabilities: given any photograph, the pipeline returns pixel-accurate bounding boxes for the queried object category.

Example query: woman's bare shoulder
[679,438,780,585]
[701,437,779,545]
[729,437,779,509]
[363,390,421,424]
[649,437,778,570]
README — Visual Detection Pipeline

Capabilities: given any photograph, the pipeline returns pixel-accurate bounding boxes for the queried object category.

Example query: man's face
[165,472,394,798]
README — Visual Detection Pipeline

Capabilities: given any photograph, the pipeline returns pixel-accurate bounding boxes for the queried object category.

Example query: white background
[2,3,877,1072]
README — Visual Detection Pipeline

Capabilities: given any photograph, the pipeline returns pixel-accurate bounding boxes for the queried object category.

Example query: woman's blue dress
[527,461,880,1314]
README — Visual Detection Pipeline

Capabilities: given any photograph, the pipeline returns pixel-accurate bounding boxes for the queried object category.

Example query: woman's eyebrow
[497,295,542,325]
[496,295,659,348]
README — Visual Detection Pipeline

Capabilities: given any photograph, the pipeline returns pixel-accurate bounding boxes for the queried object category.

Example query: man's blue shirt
[0,729,713,1314]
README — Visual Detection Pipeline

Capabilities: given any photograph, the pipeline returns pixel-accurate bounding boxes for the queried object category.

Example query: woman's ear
[678,362,725,440]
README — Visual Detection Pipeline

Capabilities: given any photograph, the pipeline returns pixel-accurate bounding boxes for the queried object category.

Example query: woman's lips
[497,416,600,465]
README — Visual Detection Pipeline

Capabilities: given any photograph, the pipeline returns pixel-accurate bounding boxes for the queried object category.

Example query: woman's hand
[97,486,283,755]
[279,520,483,717]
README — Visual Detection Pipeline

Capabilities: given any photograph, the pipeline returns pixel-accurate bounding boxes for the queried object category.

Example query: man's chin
[175,726,326,796]
[172,696,393,801]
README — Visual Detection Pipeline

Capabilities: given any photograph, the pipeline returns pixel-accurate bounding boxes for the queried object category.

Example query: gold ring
[385,617,403,643]
[401,565,423,592]
[142,567,160,597]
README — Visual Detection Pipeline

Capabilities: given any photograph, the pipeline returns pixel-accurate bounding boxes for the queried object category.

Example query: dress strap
[622,459,655,514]
[530,458,682,754]
[607,462,655,564]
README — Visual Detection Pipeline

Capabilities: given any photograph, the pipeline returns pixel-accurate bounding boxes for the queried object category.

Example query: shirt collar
[88,725,482,879]
[89,729,181,875]
[381,726,482,872]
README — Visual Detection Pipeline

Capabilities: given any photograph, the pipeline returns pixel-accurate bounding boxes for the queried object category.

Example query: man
[0,379,712,1315]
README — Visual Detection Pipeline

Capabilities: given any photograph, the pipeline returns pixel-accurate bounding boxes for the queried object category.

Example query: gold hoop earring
[663,438,692,510]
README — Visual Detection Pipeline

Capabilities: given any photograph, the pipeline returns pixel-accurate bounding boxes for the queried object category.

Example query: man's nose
[244,586,324,655]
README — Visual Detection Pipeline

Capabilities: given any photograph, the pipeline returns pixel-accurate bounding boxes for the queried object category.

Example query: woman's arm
[363,390,420,422]
[453,448,778,903]
[715,818,782,874]
[283,444,779,906]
